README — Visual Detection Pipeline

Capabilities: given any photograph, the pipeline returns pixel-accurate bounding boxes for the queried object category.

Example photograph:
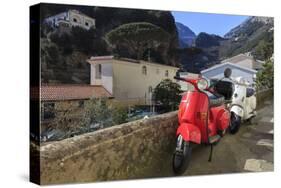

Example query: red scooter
[172,70,234,174]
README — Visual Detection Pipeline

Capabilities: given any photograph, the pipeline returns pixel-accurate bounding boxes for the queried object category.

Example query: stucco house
[201,53,265,86]
[40,85,112,131]
[44,9,96,30]
[201,62,257,85]
[87,56,179,105]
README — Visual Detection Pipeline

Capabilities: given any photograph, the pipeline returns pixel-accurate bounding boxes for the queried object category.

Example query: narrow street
[182,98,274,176]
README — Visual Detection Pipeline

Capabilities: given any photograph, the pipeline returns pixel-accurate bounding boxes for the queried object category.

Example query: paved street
[182,98,274,176]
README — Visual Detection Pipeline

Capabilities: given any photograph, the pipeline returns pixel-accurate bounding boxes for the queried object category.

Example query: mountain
[195,32,224,48]
[179,16,274,73]
[221,16,274,60]
[175,22,196,48]
[179,33,225,73]
[224,16,273,39]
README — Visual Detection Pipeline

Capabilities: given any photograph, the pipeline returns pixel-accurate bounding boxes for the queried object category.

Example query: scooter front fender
[231,105,244,117]
[176,123,201,144]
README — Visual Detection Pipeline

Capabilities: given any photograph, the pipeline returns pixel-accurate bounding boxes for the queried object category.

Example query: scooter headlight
[197,78,209,90]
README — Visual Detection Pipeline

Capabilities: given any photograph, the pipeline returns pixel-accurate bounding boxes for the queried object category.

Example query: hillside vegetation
[221,16,273,60]
[40,4,179,84]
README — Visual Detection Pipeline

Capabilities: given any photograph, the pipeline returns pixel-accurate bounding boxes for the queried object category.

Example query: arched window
[148,86,153,93]
[142,66,147,75]
[165,70,169,77]
[72,17,81,23]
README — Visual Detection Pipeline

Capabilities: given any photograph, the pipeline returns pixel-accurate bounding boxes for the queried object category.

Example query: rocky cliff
[175,22,196,48]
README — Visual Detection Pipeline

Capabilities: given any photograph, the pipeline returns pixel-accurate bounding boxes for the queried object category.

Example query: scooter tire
[230,112,242,134]
[172,138,192,175]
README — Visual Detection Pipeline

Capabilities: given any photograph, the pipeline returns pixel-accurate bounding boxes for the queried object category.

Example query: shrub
[153,79,182,111]
[256,59,274,89]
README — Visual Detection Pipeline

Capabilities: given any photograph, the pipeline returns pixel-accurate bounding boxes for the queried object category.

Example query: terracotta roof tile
[39,85,112,101]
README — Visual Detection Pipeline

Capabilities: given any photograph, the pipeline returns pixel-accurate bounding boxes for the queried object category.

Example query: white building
[201,53,266,86]
[44,9,95,30]
[201,62,257,85]
[87,56,179,105]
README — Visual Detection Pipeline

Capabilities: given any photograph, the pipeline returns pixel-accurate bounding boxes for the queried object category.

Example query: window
[165,70,169,77]
[42,103,55,120]
[85,22,89,26]
[148,86,153,93]
[142,66,147,75]
[73,18,77,22]
[95,64,102,79]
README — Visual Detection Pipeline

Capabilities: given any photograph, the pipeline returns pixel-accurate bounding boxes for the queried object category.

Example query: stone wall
[257,89,273,108]
[38,111,178,185]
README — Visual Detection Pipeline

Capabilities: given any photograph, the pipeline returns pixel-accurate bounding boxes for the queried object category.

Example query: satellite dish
[224,68,232,78]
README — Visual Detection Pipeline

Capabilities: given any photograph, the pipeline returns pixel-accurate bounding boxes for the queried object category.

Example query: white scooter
[207,68,257,134]
[229,77,257,134]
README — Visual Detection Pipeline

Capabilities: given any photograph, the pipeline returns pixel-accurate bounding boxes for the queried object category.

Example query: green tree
[256,59,274,89]
[153,79,182,111]
[71,27,98,54]
[254,40,273,60]
[50,32,73,55]
[105,22,170,60]
[112,106,128,125]
[83,98,113,128]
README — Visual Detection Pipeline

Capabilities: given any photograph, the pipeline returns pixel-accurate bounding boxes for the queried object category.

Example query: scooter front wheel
[172,135,192,175]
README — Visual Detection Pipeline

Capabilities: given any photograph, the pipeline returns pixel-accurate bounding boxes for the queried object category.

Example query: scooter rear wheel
[172,135,192,175]
[230,112,242,134]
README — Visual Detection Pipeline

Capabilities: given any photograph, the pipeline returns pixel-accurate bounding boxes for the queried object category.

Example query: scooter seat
[209,94,225,107]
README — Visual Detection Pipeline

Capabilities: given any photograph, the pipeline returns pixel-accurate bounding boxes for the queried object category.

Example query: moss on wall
[38,111,178,184]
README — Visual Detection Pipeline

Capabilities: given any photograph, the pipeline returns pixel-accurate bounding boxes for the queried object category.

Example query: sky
[172,11,249,37]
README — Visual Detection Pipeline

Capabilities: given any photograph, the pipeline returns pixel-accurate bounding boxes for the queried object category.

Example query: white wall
[44,12,68,26]
[112,60,178,103]
[202,64,256,84]
[101,63,113,94]
[68,10,95,29]
[90,63,113,94]
[44,10,95,30]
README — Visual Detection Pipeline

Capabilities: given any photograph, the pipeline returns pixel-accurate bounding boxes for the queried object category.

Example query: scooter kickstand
[208,144,213,162]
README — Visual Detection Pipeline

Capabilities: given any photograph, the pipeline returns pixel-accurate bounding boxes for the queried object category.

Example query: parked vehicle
[228,77,256,134]
[209,70,257,134]
[172,70,234,174]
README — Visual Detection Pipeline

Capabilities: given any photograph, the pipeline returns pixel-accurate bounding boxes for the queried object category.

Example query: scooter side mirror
[224,68,232,78]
